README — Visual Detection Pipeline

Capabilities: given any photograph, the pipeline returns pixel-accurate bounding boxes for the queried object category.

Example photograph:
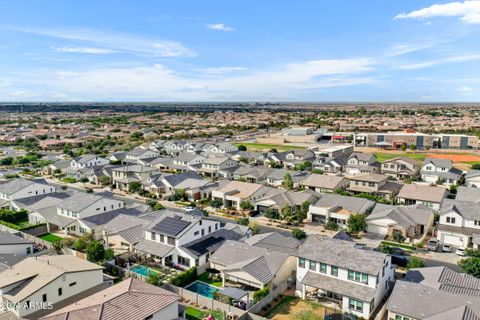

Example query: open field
[426,153,480,163]
[234,142,306,151]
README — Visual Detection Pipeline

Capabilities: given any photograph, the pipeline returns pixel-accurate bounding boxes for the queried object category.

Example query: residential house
[308,194,375,227]
[0,230,33,255]
[0,178,55,202]
[41,278,182,320]
[421,158,463,186]
[211,180,276,210]
[134,209,249,270]
[70,154,109,169]
[160,171,210,200]
[204,143,239,154]
[347,173,402,200]
[125,148,159,161]
[198,156,237,178]
[243,232,300,255]
[103,214,150,252]
[387,267,480,320]
[255,190,320,215]
[380,157,421,180]
[232,165,272,184]
[283,149,315,169]
[345,153,381,175]
[111,165,157,190]
[313,156,348,174]
[265,169,308,188]
[108,151,126,162]
[297,235,394,319]
[0,256,105,318]
[437,199,480,248]
[300,174,347,193]
[209,240,296,292]
[366,204,434,242]
[171,152,205,171]
[465,170,480,188]
[396,184,447,210]
[456,186,480,203]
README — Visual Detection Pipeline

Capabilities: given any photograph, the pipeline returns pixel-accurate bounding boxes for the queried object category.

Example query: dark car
[248,210,260,217]
[391,255,410,268]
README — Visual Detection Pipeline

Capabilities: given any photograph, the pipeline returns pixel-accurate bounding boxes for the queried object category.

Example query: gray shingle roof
[0,178,49,195]
[397,184,447,203]
[243,232,300,255]
[298,235,388,275]
[367,205,434,228]
[312,193,375,214]
[0,231,32,245]
[456,186,480,203]
[441,199,480,220]
[302,271,377,302]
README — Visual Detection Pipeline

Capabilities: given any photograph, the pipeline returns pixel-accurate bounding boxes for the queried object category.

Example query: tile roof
[397,184,447,203]
[0,231,32,245]
[42,278,179,320]
[300,174,345,189]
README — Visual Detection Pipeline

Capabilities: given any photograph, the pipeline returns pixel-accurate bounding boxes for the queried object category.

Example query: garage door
[443,234,464,247]
[367,224,388,235]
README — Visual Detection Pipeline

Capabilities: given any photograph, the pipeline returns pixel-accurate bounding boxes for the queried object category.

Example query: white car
[456,248,466,256]
[442,244,452,253]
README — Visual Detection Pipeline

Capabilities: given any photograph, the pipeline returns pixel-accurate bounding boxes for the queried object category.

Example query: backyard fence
[162,283,247,318]
[247,279,289,314]
[0,224,52,248]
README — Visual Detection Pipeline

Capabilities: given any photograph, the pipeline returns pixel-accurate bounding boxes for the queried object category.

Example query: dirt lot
[266,297,339,320]
[426,153,480,163]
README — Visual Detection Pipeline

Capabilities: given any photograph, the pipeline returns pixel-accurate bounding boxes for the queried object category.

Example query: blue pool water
[131,265,157,277]
[185,281,221,298]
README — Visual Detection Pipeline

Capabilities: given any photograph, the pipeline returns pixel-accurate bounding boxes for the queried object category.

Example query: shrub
[210,198,223,209]
[0,209,28,223]
[292,228,307,240]
[73,239,88,252]
[253,287,270,303]
[86,241,105,262]
[236,217,250,226]
[171,267,197,287]
[325,220,339,231]
[264,208,280,220]
[407,256,425,270]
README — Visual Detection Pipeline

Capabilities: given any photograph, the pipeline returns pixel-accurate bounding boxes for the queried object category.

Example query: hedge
[381,241,416,251]
[0,209,28,223]
[0,219,46,231]
[171,267,197,287]
[253,287,270,303]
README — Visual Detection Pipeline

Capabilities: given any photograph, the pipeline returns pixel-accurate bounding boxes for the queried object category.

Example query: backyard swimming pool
[185,281,221,298]
[131,265,158,277]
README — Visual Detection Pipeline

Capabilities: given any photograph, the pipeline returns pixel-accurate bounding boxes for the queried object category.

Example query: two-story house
[0,256,104,318]
[437,199,480,249]
[197,156,238,178]
[396,184,447,210]
[297,235,394,319]
[125,148,159,161]
[283,149,316,169]
[347,173,402,200]
[134,209,250,269]
[111,165,157,190]
[345,153,381,175]
[172,152,205,171]
[420,158,463,186]
[465,170,480,188]
[380,157,421,180]
[211,180,276,210]
[70,154,109,169]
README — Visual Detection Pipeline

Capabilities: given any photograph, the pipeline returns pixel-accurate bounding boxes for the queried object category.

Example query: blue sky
[1,0,480,102]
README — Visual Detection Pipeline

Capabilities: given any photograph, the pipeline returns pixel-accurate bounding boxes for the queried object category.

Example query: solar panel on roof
[151,217,191,236]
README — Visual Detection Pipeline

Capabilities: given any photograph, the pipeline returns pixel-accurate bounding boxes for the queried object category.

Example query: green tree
[98,175,111,186]
[458,249,480,278]
[407,256,425,270]
[347,214,367,233]
[292,228,307,240]
[283,173,293,190]
[0,157,13,166]
[393,231,406,243]
[104,248,115,261]
[238,156,249,164]
[237,144,247,151]
[128,181,142,193]
[210,198,224,208]
[73,239,88,252]
[236,217,250,226]
[264,208,280,220]
[240,200,253,211]
[80,177,89,184]
[409,144,416,151]
[249,222,261,235]
[147,271,160,286]
[173,188,187,201]
[325,220,339,231]
[86,241,105,262]
[401,145,407,151]
[281,204,293,222]
[153,202,165,210]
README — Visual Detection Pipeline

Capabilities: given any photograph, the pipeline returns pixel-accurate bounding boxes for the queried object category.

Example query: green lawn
[234,142,306,151]
[185,307,224,320]
[198,272,223,287]
[374,152,426,163]
[381,241,417,251]
[39,233,64,243]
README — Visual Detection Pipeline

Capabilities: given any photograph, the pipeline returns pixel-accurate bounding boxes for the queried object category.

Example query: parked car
[442,244,452,253]
[354,243,366,249]
[248,210,260,217]
[427,239,439,251]
[455,248,466,256]
[391,255,410,268]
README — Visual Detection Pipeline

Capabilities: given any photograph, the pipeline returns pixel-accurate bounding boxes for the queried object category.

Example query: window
[215,223,219,230]
[309,260,316,271]
[331,266,338,277]
[395,316,410,320]
[26,247,31,254]
[194,231,199,236]
[69,282,77,287]
[208,226,212,233]
[320,263,327,273]
[199,220,203,226]
[348,270,368,284]
[177,256,190,266]
[298,258,305,268]
[160,235,164,242]
[167,237,175,245]
[348,298,363,312]
[58,288,63,296]
[150,232,156,241]
[475,220,480,226]
[446,217,456,224]
[42,294,47,302]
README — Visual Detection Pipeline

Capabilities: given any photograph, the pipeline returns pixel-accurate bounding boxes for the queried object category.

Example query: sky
[0,0,480,102]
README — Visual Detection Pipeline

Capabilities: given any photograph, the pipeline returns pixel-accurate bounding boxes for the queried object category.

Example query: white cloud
[457,86,474,92]
[53,46,115,54]
[56,71,80,79]
[394,1,480,24]
[197,67,247,74]
[207,23,234,31]
[399,54,480,69]
[13,26,195,57]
